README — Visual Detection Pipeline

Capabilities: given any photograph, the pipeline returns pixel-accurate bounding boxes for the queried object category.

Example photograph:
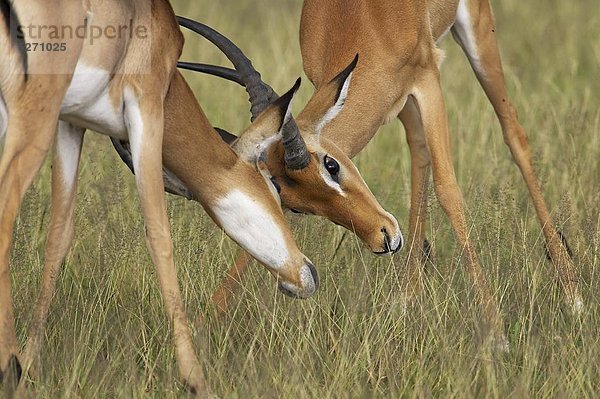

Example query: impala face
[263,58,404,255]
[267,136,403,255]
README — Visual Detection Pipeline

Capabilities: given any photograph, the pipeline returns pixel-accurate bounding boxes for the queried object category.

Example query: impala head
[231,68,402,255]
[216,81,322,298]
[176,17,403,256]
[208,179,318,299]
[277,57,403,254]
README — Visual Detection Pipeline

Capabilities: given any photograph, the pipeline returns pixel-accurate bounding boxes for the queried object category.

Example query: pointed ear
[311,54,358,135]
[232,78,301,162]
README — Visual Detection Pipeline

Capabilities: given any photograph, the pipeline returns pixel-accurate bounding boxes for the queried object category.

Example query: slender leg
[21,123,85,378]
[452,0,581,312]
[125,91,207,395]
[0,105,64,387]
[210,250,254,317]
[398,97,432,299]
[413,71,506,349]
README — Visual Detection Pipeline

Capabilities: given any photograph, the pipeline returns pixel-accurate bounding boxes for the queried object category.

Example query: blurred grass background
[8,0,600,397]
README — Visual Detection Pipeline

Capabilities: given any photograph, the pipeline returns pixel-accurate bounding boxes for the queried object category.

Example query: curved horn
[177,16,278,121]
[281,117,310,170]
[177,62,243,85]
[276,79,310,170]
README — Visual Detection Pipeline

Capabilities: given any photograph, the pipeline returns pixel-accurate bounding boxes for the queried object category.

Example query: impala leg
[413,73,507,350]
[398,96,432,300]
[21,123,85,379]
[126,92,207,396]
[209,250,254,317]
[451,0,581,312]
[0,108,63,387]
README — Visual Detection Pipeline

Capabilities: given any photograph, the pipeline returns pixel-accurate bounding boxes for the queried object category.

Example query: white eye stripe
[319,167,346,197]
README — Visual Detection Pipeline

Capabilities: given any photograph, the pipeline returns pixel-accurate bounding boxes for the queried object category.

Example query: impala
[169,0,582,345]
[299,0,582,325]
[0,1,404,395]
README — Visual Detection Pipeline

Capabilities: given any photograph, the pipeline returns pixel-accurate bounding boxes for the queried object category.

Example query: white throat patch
[212,189,290,269]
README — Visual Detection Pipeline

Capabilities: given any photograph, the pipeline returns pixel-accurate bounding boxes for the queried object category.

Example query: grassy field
[6,0,600,397]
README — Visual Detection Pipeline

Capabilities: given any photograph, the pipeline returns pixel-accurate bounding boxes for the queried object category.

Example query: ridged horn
[177,16,278,121]
[278,79,309,170]
[281,117,310,170]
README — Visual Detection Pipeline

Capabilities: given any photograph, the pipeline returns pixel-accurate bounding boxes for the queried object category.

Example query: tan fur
[298,0,582,340]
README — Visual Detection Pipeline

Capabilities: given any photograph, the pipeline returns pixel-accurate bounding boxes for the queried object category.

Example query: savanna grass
[6,0,600,397]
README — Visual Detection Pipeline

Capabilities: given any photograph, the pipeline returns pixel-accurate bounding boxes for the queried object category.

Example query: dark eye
[324,155,340,178]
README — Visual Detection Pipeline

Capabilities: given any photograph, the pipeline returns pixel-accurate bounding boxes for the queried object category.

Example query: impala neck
[162,71,239,200]
[300,0,461,159]
[302,64,410,159]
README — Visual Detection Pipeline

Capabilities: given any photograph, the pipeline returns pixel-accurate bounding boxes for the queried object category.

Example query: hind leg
[413,70,507,350]
[21,122,85,379]
[0,82,70,387]
[452,0,581,312]
[208,250,254,317]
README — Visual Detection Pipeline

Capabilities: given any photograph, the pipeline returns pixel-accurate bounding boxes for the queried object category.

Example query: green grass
[7,0,600,397]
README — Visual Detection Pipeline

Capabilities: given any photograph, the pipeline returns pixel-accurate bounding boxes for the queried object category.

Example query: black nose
[381,227,402,254]
[306,260,319,291]
[278,285,298,298]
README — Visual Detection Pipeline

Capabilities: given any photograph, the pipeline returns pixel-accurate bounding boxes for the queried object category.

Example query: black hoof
[545,231,573,261]
[422,239,433,265]
[0,354,22,389]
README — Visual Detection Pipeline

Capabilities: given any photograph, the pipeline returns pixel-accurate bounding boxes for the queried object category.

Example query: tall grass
[7,0,600,397]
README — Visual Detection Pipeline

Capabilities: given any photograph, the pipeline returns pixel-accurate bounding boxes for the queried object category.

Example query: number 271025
[25,43,67,52]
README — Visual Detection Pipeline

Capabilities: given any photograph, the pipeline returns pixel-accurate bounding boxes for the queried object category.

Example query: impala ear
[232,78,301,162]
[313,54,358,135]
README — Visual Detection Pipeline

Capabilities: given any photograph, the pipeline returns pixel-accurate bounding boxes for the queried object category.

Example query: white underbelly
[60,63,128,139]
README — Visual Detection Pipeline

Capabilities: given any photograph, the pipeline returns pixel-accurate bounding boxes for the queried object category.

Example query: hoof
[422,239,433,265]
[1,355,23,389]
[545,231,573,261]
[182,379,210,399]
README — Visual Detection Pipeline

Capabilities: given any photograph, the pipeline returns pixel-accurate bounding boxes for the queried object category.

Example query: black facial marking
[283,176,298,188]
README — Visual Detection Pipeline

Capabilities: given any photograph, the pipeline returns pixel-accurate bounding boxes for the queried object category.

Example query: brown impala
[0,0,403,396]
[169,0,582,348]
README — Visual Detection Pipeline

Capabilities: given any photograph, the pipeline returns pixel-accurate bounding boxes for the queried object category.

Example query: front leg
[413,70,507,350]
[125,89,207,396]
[398,97,432,303]
[22,122,85,379]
